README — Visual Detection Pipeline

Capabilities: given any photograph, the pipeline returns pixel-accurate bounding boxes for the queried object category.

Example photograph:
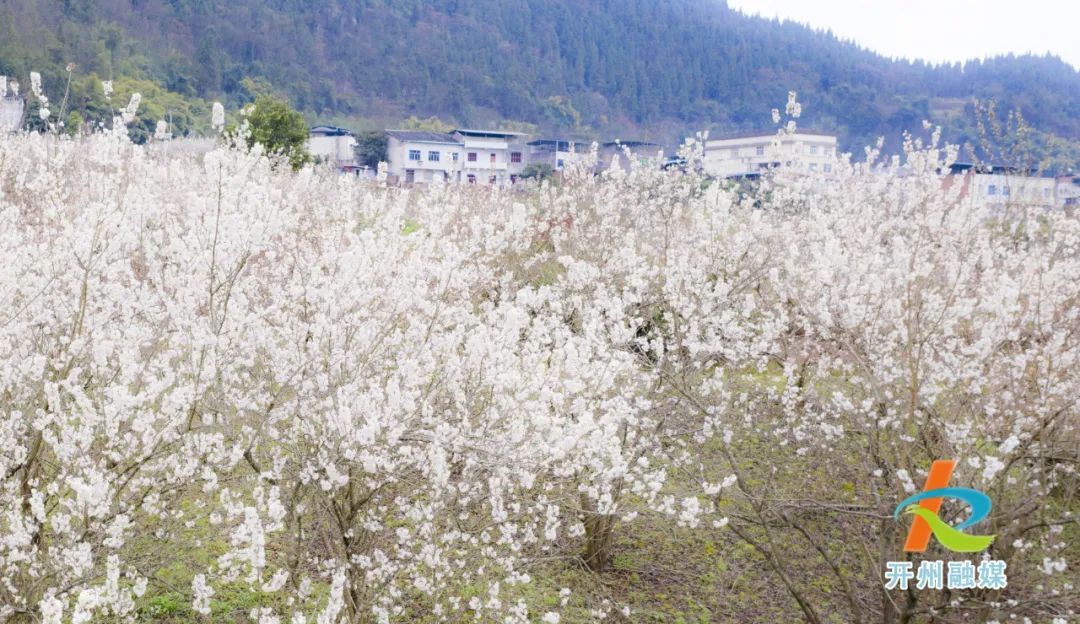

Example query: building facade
[452,129,529,185]
[308,125,358,171]
[972,172,1057,212]
[948,163,1060,213]
[385,130,464,184]
[1,97,26,133]
[1057,175,1080,209]
[703,131,838,177]
[384,129,531,185]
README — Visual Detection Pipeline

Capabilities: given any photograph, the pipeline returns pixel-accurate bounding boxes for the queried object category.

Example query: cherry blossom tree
[0,107,1075,624]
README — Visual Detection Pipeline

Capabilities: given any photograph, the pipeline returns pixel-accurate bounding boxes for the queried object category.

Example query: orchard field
[0,129,1077,623]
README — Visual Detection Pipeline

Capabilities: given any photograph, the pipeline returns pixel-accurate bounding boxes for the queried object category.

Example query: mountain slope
[2,0,1079,160]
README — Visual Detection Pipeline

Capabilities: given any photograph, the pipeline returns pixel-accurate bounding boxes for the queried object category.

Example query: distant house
[946,163,1059,213]
[0,96,26,133]
[453,129,529,185]
[1057,175,1080,210]
[527,138,591,172]
[384,130,464,184]
[308,125,358,171]
[598,140,664,172]
[384,129,534,185]
[702,131,838,178]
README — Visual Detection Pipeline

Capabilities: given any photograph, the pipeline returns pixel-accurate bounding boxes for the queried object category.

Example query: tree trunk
[582,495,616,572]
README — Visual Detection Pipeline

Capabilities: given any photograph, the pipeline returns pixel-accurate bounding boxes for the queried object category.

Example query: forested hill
[2,0,1080,160]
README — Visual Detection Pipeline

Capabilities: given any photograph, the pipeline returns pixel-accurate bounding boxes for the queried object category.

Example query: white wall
[0,97,25,132]
[962,172,1058,212]
[385,133,534,185]
[702,133,838,177]
[308,134,358,167]
[386,137,463,183]
[456,137,527,185]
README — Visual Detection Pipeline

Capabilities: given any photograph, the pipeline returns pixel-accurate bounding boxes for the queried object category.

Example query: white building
[383,128,530,185]
[308,125,358,171]
[703,131,838,178]
[453,129,529,185]
[976,173,1057,212]
[948,163,1059,213]
[385,130,464,184]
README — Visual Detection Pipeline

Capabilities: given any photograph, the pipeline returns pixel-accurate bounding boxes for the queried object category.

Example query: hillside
[2,0,1079,162]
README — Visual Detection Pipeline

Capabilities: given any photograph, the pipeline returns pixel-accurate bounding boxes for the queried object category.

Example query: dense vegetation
[1,118,1077,623]
[2,0,1080,161]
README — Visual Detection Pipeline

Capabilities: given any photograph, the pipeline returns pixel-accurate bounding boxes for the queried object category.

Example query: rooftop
[528,138,588,149]
[947,162,1046,177]
[705,129,836,142]
[385,130,461,144]
[454,129,528,138]
[310,125,353,136]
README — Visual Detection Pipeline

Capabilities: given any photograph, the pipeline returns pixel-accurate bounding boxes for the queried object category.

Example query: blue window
[408,150,421,161]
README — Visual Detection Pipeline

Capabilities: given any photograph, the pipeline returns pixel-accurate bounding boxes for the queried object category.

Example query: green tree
[25,101,48,133]
[238,76,275,101]
[542,95,582,131]
[65,110,84,136]
[238,95,311,171]
[354,130,388,169]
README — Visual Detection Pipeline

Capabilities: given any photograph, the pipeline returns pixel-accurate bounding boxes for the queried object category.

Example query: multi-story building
[385,130,464,184]
[384,129,529,185]
[702,131,838,178]
[452,129,529,185]
[308,125,359,171]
